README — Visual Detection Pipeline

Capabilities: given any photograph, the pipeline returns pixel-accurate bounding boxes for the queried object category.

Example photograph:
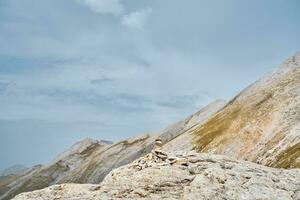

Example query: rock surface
[0,100,225,200]
[13,152,300,200]
[193,52,300,168]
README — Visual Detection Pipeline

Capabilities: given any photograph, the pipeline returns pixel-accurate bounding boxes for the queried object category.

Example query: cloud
[157,94,206,109]
[121,8,152,30]
[76,0,124,16]
[1,0,299,169]
[90,77,114,85]
[0,82,10,93]
[75,0,153,30]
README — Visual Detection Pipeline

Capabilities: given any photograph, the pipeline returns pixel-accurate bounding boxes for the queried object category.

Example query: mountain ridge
[0,164,28,177]
[0,100,226,200]
[192,52,300,168]
[2,52,300,200]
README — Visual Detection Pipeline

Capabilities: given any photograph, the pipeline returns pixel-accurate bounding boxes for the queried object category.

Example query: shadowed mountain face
[0,100,226,200]
[193,53,300,168]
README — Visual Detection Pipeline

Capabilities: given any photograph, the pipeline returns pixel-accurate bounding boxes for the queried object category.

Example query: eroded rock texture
[13,152,300,200]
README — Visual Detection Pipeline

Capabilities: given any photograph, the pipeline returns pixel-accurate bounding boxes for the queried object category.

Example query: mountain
[3,52,300,199]
[162,99,227,152]
[192,52,300,168]
[0,164,28,195]
[0,100,226,200]
[0,165,28,177]
[12,151,300,200]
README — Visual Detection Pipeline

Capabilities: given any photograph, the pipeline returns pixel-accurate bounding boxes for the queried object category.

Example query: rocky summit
[13,151,300,200]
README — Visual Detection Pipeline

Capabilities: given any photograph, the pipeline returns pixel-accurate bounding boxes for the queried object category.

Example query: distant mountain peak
[0,164,28,176]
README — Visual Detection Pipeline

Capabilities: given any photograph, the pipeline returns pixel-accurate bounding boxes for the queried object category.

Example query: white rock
[12,152,300,200]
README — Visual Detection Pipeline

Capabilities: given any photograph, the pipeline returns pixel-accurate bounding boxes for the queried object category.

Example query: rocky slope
[0,165,29,195]
[162,99,226,152]
[0,139,109,200]
[13,151,300,200]
[0,100,226,200]
[191,52,300,168]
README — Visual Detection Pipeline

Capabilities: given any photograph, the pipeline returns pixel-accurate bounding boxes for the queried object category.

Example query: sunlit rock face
[192,53,300,168]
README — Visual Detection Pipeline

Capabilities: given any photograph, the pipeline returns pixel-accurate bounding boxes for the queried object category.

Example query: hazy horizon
[1,0,300,170]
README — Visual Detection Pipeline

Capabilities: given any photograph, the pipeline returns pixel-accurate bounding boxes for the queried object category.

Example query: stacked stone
[133,138,189,171]
[151,138,168,160]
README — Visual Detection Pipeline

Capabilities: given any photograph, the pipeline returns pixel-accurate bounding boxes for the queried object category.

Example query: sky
[0,0,299,170]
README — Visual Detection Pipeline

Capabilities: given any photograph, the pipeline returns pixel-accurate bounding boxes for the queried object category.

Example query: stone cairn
[133,138,189,171]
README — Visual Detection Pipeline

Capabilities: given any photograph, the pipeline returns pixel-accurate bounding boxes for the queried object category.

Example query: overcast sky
[0,0,299,170]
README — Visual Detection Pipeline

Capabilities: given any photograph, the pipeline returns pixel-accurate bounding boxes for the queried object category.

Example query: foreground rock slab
[13,152,300,200]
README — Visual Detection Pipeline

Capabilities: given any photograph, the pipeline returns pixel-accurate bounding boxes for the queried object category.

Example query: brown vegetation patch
[193,106,241,151]
[270,143,300,168]
[193,91,275,157]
